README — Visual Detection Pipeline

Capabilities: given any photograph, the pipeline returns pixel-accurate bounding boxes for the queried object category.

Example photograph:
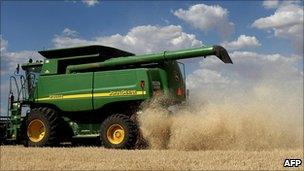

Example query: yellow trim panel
[36,90,146,101]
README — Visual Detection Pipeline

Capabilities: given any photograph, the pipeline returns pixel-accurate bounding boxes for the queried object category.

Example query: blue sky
[1,0,303,114]
[1,0,297,54]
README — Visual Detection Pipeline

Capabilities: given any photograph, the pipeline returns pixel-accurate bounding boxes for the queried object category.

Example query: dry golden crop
[0,146,303,170]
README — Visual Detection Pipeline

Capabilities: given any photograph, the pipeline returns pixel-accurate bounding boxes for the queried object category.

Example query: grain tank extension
[0,45,232,148]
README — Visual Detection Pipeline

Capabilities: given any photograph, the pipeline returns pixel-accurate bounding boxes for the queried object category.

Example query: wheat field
[0,146,303,170]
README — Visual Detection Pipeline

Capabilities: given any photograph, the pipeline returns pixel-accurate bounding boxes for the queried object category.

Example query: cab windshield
[22,64,42,99]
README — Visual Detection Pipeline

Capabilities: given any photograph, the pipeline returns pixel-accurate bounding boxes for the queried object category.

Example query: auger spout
[66,45,232,73]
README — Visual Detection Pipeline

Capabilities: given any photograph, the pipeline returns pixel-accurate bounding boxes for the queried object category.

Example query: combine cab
[0,45,232,149]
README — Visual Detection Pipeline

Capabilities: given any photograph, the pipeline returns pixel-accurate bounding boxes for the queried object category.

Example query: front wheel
[100,114,138,149]
[25,107,60,147]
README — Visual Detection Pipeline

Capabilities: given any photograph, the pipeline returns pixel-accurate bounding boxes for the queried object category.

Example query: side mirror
[16,64,20,74]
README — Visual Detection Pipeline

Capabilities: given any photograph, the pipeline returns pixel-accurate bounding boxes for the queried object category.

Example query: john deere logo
[109,90,137,96]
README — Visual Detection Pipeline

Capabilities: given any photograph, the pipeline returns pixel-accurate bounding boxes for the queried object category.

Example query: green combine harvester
[0,45,232,149]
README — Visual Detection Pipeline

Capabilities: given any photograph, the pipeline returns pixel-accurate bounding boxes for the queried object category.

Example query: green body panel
[76,123,100,135]
[35,65,183,112]
[41,59,58,75]
[62,117,100,136]
[93,69,151,110]
[36,72,93,111]
[147,68,169,94]
[164,61,186,101]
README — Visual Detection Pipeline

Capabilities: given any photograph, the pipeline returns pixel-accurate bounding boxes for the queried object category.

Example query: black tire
[0,122,7,145]
[100,114,138,149]
[25,107,60,147]
[18,118,27,145]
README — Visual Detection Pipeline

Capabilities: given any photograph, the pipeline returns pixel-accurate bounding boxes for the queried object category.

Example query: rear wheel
[0,122,8,145]
[25,107,60,147]
[100,114,138,149]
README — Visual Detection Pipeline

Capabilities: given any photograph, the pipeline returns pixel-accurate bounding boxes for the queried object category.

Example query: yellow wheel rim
[106,124,125,144]
[27,119,46,142]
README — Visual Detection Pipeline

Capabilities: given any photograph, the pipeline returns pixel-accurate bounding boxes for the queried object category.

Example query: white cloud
[1,36,8,52]
[188,51,302,90]
[62,28,79,37]
[221,35,261,51]
[173,4,234,37]
[0,37,42,75]
[82,0,99,7]
[221,35,261,50]
[188,68,233,85]
[252,4,302,29]
[53,25,203,54]
[252,2,303,54]
[262,0,279,9]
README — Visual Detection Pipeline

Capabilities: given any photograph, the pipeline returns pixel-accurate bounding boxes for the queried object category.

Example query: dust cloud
[138,80,303,151]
